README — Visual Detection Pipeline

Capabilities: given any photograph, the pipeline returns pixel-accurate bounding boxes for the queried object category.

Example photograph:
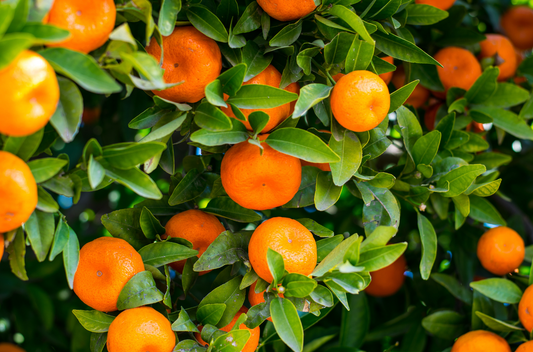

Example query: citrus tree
[1,0,533,351]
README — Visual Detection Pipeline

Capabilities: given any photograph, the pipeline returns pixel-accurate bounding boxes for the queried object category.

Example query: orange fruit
[107,307,175,352]
[479,34,517,81]
[220,137,302,210]
[286,81,300,116]
[424,102,442,131]
[220,65,291,132]
[0,151,38,233]
[0,343,25,352]
[331,70,390,132]
[45,0,116,54]
[476,226,524,276]
[391,66,430,108]
[146,26,222,104]
[414,0,455,10]
[365,254,406,297]
[248,282,284,322]
[434,47,482,93]
[378,56,395,84]
[466,122,485,133]
[248,217,317,283]
[519,285,533,332]
[0,50,59,137]
[257,0,317,21]
[0,234,4,260]
[501,6,533,50]
[451,330,511,352]
[332,73,345,82]
[195,307,260,352]
[164,209,225,275]
[517,341,533,352]
[73,237,145,312]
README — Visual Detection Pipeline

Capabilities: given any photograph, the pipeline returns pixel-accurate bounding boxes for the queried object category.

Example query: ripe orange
[0,50,59,137]
[378,56,395,84]
[0,151,38,233]
[476,226,524,276]
[45,0,116,54]
[365,254,406,297]
[415,0,455,10]
[286,81,300,116]
[424,102,442,131]
[248,282,284,322]
[517,341,533,352]
[0,343,25,352]
[331,70,390,132]
[451,330,511,352]
[146,26,222,103]
[257,0,317,21]
[195,307,260,352]
[434,47,482,93]
[164,209,225,275]
[220,65,291,132]
[220,137,302,210]
[466,122,485,133]
[0,234,4,259]
[248,217,317,283]
[479,34,517,81]
[391,66,430,108]
[520,285,533,332]
[501,6,533,50]
[107,307,175,352]
[73,237,145,312]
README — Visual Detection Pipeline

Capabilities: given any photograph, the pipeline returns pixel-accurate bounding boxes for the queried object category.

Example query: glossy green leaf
[464,67,499,104]
[358,242,407,272]
[158,0,181,36]
[389,80,419,113]
[417,213,437,280]
[138,242,198,267]
[72,310,115,333]
[270,298,304,352]
[470,278,522,304]
[315,171,343,211]
[267,128,340,163]
[203,197,261,222]
[25,210,54,262]
[187,5,228,43]
[373,31,441,66]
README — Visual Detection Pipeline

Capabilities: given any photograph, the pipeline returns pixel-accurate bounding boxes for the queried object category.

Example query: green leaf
[339,292,369,349]
[28,158,68,183]
[329,131,362,186]
[49,219,69,261]
[267,248,285,285]
[475,312,524,332]
[421,311,466,339]
[72,310,115,333]
[233,1,261,35]
[465,179,502,197]
[481,83,530,108]
[101,208,148,251]
[7,228,28,281]
[360,183,400,234]
[214,330,251,352]
[327,5,374,44]
[158,0,181,36]
[360,226,397,252]
[205,80,228,108]
[139,207,165,240]
[412,130,441,166]
[227,84,297,109]
[270,21,302,47]
[373,31,441,66]
[431,273,473,305]
[284,274,317,298]
[249,111,270,136]
[389,80,420,113]
[218,63,247,95]
[284,166,321,208]
[40,48,121,94]
[199,276,246,327]
[464,67,499,104]
[172,307,199,332]
[470,278,522,304]
[90,333,107,352]
[472,107,533,140]
[203,197,261,222]
[88,156,105,190]
[242,40,273,82]
[50,77,83,143]
[270,298,304,352]
[187,5,228,43]
[396,106,423,154]
[417,213,437,280]
[406,4,448,25]
[190,119,248,146]
[472,152,511,170]
[296,219,334,238]
[293,84,333,118]
[194,231,251,272]
[315,171,343,211]
[168,168,207,205]
[100,161,162,200]
[117,271,164,310]
[324,32,354,65]
[3,129,44,161]
[36,186,59,212]
[469,196,507,226]
[0,33,34,71]
[102,142,166,170]
[25,211,54,262]
[138,242,198,267]
[358,243,407,272]
[266,128,340,163]
[62,225,79,290]
[345,37,375,73]
[20,23,70,43]
[437,164,486,198]
[313,234,360,277]
[197,304,226,326]
[140,112,187,143]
